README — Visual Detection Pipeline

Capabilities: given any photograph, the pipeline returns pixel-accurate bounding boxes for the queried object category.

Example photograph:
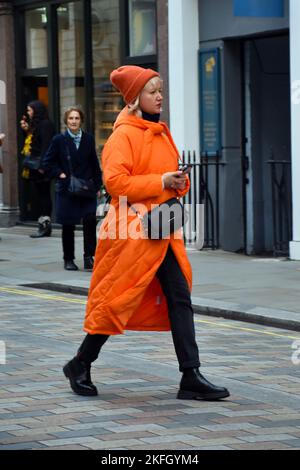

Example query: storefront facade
[0,0,166,223]
[198,0,290,256]
[168,0,300,258]
[3,0,300,260]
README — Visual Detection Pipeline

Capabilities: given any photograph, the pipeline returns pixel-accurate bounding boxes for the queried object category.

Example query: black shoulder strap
[64,137,73,175]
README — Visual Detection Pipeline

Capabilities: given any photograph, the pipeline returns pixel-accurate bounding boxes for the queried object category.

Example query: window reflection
[129,0,157,57]
[92,0,122,153]
[57,2,85,131]
[25,8,48,69]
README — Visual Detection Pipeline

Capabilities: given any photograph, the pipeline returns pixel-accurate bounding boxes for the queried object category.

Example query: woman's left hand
[162,171,187,190]
[170,174,187,190]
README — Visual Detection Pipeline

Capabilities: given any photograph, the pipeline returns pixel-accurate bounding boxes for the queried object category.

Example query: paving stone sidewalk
[1,286,300,450]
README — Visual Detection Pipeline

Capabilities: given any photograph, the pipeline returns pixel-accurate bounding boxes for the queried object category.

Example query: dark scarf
[142,111,160,123]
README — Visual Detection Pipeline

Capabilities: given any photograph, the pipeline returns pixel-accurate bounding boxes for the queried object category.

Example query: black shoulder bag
[23,154,41,170]
[65,139,97,199]
[129,197,186,239]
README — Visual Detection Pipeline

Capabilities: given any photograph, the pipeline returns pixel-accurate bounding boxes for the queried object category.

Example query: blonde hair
[127,96,140,115]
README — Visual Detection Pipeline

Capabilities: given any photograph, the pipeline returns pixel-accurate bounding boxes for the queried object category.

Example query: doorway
[19,76,50,222]
[243,34,291,255]
[22,76,49,110]
[17,1,87,222]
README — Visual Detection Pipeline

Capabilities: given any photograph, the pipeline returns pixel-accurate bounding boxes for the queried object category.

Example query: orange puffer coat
[84,110,192,335]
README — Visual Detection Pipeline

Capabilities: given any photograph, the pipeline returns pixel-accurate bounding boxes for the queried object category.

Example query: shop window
[25,8,48,69]
[57,2,85,130]
[92,0,122,153]
[128,0,157,57]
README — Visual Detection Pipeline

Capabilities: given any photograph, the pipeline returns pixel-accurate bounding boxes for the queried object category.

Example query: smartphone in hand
[179,164,192,174]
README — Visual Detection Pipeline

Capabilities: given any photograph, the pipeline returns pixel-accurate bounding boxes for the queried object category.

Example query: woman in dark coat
[42,106,102,271]
[21,100,55,237]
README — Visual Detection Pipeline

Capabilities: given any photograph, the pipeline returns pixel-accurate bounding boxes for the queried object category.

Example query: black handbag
[130,197,186,239]
[65,139,97,199]
[68,174,97,198]
[23,155,41,170]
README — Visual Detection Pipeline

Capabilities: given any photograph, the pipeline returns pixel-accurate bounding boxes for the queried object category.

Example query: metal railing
[267,151,292,257]
[182,151,225,249]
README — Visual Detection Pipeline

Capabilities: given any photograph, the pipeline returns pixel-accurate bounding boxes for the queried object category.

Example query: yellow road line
[195,318,300,340]
[0,286,86,304]
[1,286,299,340]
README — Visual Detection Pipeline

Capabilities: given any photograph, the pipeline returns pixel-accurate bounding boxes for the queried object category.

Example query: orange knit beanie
[110,65,159,104]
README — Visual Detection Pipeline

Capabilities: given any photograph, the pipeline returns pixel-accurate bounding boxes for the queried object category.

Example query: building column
[290,0,300,259]
[156,0,169,125]
[0,2,19,226]
[168,0,200,154]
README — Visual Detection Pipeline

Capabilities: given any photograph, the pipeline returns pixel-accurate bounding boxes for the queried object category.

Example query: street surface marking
[1,286,300,341]
[0,286,86,304]
[195,318,300,340]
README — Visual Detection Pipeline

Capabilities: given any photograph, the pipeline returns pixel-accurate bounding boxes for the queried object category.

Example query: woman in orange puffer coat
[63,66,230,401]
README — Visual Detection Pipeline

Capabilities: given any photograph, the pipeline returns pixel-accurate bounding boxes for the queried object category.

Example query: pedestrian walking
[42,106,102,271]
[62,66,230,401]
[20,100,55,238]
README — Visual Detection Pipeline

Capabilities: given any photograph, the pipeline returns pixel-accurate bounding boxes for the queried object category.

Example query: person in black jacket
[42,106,102,271]
[20,100,55,237]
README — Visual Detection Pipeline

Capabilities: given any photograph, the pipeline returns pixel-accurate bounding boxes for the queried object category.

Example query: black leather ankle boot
[84,256,94,271]
[63,356,98,396]
[64,260,79,271]
[177,368,230,401]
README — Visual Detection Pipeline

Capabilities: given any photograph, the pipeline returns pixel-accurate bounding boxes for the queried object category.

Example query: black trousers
[34,179,52,218]
[62,214,96,261]
[77,247,200,372]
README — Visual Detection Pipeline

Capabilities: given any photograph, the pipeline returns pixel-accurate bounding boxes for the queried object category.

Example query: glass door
[19,7,50,221]
[57,2,85,131]
[91,0,122,154]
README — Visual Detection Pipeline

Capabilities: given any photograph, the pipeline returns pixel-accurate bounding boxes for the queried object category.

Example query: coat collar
[64,129,86,153]
[113,107,179,158]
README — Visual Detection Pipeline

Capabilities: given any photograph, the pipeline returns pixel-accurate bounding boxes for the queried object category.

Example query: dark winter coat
[30,119,55,161]
[23,118,55,180]
[42,131,102,225]
[24,100,55,180]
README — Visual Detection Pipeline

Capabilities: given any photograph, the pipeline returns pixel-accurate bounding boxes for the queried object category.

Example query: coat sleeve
[42,135,64,179]
[176,176,190,198]
[102,132,164,202]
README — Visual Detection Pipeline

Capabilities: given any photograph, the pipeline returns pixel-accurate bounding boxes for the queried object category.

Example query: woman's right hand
[59,173,67,179]
[162,171,186,190]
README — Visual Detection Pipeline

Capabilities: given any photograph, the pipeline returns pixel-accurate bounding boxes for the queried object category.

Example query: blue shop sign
[234,0,284,17]
[199,49,221,156]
